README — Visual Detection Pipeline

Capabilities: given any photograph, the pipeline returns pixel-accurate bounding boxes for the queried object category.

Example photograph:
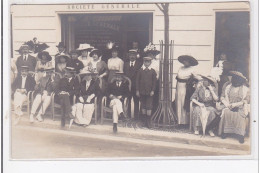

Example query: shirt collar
[130,60,136,65]
[142,65,152,70]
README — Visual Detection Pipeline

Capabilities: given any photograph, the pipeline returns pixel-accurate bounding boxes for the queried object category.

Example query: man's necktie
[24,55,27,61]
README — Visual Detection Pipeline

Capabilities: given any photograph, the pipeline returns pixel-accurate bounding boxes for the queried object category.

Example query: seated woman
[218,71,250,144]
[55,54,70,77]
[107,72,130,133]
[107,46,124,83]
[35,51,53,83]
[71,70,100,127]
[190,75,219,136]
[88,48,108,93]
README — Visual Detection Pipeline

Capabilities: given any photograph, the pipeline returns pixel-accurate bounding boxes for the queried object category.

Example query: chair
[100,76,131,124]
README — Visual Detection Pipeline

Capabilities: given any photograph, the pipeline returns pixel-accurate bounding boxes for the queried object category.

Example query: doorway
[60,13,153,62]
[214,12,250,78]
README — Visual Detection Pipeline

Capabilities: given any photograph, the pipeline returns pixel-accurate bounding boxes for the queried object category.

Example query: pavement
[10,111,251,159]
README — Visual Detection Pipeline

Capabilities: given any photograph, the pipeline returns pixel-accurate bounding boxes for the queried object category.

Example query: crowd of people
[11,40,250,143]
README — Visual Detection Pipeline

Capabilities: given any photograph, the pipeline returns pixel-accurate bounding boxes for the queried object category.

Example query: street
[11,125,225,159]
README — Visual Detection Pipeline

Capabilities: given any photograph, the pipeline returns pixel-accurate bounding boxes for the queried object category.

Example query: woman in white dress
[35,51,53,83]
[175,55,199,125]
[77,43,94,68]
[107,46,124,83]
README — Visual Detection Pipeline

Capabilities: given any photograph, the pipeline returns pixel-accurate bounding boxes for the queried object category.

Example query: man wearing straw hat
[15,44,37,75]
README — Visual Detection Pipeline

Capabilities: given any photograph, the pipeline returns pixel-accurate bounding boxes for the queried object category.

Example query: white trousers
[13,91,27,116]
[110,99,123,123]
[72,103,94,125]
[31,94,51,115]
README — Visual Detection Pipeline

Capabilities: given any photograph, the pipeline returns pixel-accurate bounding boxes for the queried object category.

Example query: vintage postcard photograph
[8,1,256,160]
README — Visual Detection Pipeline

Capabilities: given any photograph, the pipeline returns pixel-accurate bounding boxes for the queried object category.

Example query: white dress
[107,57,124,82]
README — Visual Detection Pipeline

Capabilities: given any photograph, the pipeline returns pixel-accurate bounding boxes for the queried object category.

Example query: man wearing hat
[71,70,100,127]
[57,66,80,128]
[124,49,142,119]
[15,44,37,75]
[136,57,157,128]
[66,50,84,74]
[77,43,94,68]
[30,67,59,123]
[107,72,130,133]
[12,66,36,116]
[55,42,68,58]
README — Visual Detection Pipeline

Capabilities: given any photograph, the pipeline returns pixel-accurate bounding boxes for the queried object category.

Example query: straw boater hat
[56,42,66,48]
[38,51,52,61]
[79,68,98,77]
[144,43,160,56]
[43,67,55,73]
[128,49,138,54]
[229,71,247,81]
[65,66,77,73]
[20,66,29,71]
[15,44,33,54]
[77,44,94,51]
[143,56,153,61]
[89,48,102,57]
[178,55,198,66]
[56,54,70,63]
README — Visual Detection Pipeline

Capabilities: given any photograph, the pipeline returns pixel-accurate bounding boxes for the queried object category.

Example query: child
[136,57,157,128]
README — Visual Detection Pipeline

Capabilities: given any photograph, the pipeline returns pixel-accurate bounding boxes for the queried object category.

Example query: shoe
[113,123,117,133]
[29,114,34,123]
[194,130,199,135]
[146,115,151,129]
[208,130,215,137]
[69,119,74,129]
[221,133,227,139]
[238,135,245,144]
[36,114,43,122]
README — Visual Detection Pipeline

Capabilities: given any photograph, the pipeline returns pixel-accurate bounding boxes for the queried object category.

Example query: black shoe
[146,115,151,129]
[221,133,227,139]
[113,123,117,133]
[238,135,245,144]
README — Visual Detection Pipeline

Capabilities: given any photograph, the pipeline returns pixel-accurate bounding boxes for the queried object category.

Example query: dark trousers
[59,94,73,126]
[128,89,140,119]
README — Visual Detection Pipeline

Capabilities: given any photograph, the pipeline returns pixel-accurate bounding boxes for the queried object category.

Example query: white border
[2,0,259,172]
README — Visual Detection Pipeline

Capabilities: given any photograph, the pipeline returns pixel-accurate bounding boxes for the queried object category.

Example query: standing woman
[107,46,124,83]
[175,55,199,125]
[89,48,108,93]
[77,43,94,68]
[35,51,53,83]
[218,71,250,144]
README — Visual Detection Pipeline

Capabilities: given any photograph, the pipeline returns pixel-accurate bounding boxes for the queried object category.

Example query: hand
[136,91,140,97]
[150,91,154,96]
[208,85,213,90]
[199,103,205,108]
[79,97,84,103]
[117,95,122,99]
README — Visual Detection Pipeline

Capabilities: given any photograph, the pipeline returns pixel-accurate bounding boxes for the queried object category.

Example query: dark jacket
[12,75,36,93]
[108,80,130,99]
[66,59,84,74]
[79,79,100,104]
[123,60,142,90]
[16,55,37,74]
[136,67,157,95]
[58,77,80,97]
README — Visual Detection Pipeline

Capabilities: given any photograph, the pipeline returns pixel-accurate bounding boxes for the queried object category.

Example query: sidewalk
[12,113,251,156]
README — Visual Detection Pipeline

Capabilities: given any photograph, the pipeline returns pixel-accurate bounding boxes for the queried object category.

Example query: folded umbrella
[200,106,210,137]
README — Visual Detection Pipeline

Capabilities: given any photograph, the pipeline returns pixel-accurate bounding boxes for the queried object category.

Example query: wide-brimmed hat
[38,51,52,61]
[89,48,102,57]
[56,54,70,63]
[20,66,29,71]
[178,55,198,66]
[143,56,153,61]
[79,69,98,76]
[229,71,247,81]
[77,44,94,51]
[69,50,80,56]
[56,42,66,48]
[65,66,77,73]
[201,75,217,86]
[44,67,55,73]
[15,45,33,54]
[144,43,160,56]
[111,45,120,52]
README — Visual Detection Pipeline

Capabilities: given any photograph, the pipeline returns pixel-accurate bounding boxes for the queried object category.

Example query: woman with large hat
[190,75,219,136]
[55,54,70,76]
[218,71,250,144]
[35,51,53,83]
[77,43,94,68]
[107,43,124,83]
[175,55,199,126]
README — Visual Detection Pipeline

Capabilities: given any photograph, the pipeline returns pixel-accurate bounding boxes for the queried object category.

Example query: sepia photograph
[6,0,256,162]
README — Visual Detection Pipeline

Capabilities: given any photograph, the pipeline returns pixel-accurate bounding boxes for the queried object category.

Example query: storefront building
[10,2,250,100]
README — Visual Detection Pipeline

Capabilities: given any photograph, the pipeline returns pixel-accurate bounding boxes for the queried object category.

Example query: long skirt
[192,106,217,131]
[72,103,95,125]
[175,82,189,124]
[218,109,248,136]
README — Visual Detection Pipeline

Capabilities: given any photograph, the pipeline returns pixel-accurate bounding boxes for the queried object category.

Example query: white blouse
[107,57,124,72]
[78,56,92,67]
[177,66,196,80]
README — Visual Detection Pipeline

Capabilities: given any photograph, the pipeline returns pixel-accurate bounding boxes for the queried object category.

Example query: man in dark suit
[55,42,68,57]
[15,45,37,75]
[124,49,142,119]
[12,66,36,116]
[108,72,130,133]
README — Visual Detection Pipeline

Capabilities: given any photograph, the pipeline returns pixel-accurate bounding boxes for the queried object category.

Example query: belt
[176,76,189,83]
